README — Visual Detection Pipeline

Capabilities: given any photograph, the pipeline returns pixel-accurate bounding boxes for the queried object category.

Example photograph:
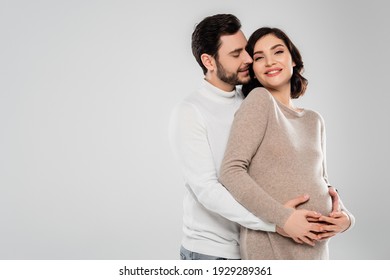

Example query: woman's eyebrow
[253,44,285,55]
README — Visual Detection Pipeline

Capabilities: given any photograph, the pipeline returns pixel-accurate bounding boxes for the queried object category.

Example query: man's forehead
[219,31,247,53]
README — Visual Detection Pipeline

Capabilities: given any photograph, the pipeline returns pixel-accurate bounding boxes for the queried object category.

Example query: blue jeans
[180,246,238,260]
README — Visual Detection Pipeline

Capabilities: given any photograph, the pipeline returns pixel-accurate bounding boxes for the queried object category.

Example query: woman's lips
[265,68,282,77]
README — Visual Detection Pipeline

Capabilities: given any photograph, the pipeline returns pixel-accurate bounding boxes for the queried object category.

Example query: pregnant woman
[219,27,354,259]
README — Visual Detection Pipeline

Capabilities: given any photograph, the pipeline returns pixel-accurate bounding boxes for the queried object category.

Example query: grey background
[0,0,388,259]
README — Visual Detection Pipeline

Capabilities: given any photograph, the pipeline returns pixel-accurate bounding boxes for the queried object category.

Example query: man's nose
[243,51,253,64]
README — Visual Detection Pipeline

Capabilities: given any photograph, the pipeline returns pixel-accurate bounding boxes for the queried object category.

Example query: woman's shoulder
[304,108,326,125]
[242,87,273,108]
[247,87,272,99]
[304,108,323,118]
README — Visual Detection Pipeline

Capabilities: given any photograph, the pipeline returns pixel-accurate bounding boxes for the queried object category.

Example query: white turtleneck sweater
[169,80,275,259]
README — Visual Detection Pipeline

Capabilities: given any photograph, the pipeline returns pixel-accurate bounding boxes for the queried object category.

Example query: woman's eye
[254,56,263,61]
[275,50,284,55]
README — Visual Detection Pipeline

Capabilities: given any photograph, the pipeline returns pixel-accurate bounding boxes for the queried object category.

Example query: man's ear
[201,54,215,72]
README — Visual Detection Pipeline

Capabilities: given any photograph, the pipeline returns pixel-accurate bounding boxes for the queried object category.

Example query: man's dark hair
[191,14,241,75]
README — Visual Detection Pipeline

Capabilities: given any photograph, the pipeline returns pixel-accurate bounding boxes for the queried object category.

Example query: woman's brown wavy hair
[242,27,308,99]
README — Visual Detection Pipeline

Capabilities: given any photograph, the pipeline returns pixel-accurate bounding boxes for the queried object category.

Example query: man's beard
[215,58,243,86]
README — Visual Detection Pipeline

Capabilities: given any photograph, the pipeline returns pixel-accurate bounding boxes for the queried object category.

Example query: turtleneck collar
[199,79,239,104]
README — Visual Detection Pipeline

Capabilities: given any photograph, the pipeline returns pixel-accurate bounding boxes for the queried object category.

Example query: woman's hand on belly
[279,191,327,246]
[283,209,323,246]
[277,193,323,245]
[276,194,311,240]
[329,187,341,212]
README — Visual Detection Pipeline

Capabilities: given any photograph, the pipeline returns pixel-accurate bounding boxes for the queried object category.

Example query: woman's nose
[265,56,275,66]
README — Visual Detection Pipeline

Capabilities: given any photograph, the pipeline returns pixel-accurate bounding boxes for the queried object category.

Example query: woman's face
[252,34,295,93]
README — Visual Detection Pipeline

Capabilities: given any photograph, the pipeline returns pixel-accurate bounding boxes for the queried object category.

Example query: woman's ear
[201,54,216,72]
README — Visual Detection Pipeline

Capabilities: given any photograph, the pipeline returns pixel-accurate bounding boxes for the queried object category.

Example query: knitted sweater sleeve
[219,88,293,228]
[169,100,276,231]
[320,115,355,230]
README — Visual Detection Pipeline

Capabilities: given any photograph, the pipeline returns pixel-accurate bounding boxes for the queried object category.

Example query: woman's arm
[219,88,322,245]
[316,117,355,237]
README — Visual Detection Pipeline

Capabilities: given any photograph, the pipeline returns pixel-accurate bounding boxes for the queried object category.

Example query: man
[169,14,342,260]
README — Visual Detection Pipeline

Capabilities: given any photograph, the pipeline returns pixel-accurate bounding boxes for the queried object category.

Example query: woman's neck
[268,86,292,107]
[268,86,300,112]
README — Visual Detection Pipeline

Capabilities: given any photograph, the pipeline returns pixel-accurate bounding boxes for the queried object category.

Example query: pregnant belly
[297,188,333,215]
[263,180,333,216]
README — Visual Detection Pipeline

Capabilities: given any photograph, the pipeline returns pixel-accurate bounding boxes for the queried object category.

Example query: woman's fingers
[318,232,337,240]
[305,210,322,219]
[299,236,315,246]
[284,194,310,208]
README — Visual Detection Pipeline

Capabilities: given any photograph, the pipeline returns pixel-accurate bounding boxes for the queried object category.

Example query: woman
[219,27,354,259]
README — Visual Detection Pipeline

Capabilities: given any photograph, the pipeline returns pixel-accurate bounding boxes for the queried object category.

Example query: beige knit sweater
[220,87,349,259]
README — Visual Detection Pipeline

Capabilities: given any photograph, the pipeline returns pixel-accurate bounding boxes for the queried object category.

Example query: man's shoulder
[175,86,214,114]
[182,90,202,104]
[170,92,204,123]
[173,91,202,112]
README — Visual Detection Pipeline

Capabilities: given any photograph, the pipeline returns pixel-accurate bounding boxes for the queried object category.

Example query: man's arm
[169,101,275,231]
